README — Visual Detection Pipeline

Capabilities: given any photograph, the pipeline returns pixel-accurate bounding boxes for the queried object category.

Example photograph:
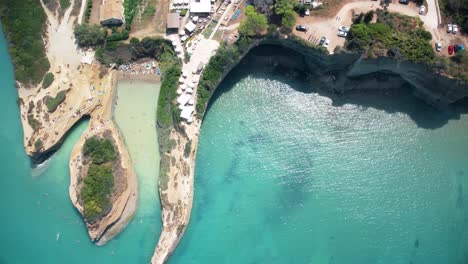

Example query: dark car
[399,0,409,4]
[448,45,454,55]
[319,37,326,45]
[296,25,308,32]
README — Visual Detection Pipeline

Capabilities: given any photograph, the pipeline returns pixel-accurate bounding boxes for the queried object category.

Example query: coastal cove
[170,45,468,263]
[0,31,160,263]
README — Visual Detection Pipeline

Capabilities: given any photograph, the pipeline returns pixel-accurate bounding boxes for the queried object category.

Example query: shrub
[44,91,66,112]
[364,10,374,24]
[184,140,192,158]
[238,6,268,37]
[42,72,54,88]
[157,64,182,127]
[74,24,107,48]
[180,9,188,16]
[82,163,114,222]
[83,137,116,164]
[34,139,43,152]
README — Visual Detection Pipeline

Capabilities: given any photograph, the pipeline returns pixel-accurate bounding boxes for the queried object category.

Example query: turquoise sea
[0,30,160,263]
[1,27,468,264]
[171,50,468,263]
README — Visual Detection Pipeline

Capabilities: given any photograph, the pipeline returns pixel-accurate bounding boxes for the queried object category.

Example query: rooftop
[167,13,181,29]
[189,0,212,14]
[100,0,124,22]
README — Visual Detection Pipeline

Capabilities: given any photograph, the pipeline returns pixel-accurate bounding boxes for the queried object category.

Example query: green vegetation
[34,139,43,152]
[180,9,188,16]
[43,91,66,113]
[346,11,434,64]
[42,72,55,89]
[124,0,143,30]
[142,5,156,17]
[81,137,117,223]
[196,42,242,116]
[60,0,71,10]
[83,137,116,164]
[184,140,192,158]
[74,24,107,48]
[82,163,114,222]
[28,115,40,131]
[439,0,468,32]
[157,64,182,127]
[85,0,93,23]
[238,6,268,37]
[274,0,297,29]
[0,0,50,85]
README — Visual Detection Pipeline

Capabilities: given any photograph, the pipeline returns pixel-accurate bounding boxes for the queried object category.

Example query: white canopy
[188,82,195,88]
[180,106,194,121]
[177,94,191,106]
[192,16,199,22]
[177,88,183,95]
[179,76,185,83]
[181,36,188,42]
[186,88,193,94]
[185,21,196,33]
[180,84,187,90]
[188,99,194,105]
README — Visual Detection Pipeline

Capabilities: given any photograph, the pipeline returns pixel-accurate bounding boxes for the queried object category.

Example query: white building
[189,0,212,15]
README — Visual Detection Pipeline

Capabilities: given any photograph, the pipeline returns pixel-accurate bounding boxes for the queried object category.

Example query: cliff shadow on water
[30,115,91,166]
[206,44,468,130]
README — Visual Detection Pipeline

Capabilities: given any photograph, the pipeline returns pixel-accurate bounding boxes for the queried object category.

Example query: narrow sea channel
[0,30,161,263]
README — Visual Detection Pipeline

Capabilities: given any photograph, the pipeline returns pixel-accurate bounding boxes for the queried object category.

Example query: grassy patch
[44,91,66,113]
[1,0,50,85]
[157,64,182,127]
[34,139,43,152]
[42,72,54,88]
[60,0,71,10]
[142,5,156,18]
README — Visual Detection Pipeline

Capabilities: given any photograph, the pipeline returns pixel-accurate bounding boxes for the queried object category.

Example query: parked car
[454,44,465,52]
[337,30,348,37]
[339,26,350,32]
[419,5,425,14]
[453,24,458,34]
[448,45,454,55]
[296,25,308,32]
[435,42,442,52]
[323,39,330,48]
[447,24,453,33]
[399,0,409,4]
[305,9,310,16]
[319,37,326,45]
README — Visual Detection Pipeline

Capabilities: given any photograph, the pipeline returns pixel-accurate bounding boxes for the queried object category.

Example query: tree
[42,72,54,88]
[74,24,106,48]
[274,0,297,28]
[238,6,268,37]
[347,23,371,50]
[253,0,274,16]
[363,10,374,24]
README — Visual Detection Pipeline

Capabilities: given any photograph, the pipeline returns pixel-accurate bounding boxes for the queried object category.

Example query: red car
[448,45,454,55]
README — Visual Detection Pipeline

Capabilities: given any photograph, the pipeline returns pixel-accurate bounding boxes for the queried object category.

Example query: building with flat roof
[189,0,212,15]
[100,0,124,26]
[167,13,181,31]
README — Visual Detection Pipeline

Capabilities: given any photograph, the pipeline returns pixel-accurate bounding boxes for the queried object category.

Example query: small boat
[56,232,60,241]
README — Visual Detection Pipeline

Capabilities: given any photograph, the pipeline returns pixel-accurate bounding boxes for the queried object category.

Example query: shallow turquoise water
[0,30,159,263]
[171,58,468,263]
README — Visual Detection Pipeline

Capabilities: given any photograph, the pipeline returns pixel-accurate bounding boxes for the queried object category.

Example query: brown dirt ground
[89,0,101,25]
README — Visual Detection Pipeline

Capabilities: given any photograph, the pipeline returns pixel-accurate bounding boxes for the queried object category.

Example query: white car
[337,30,347,37]
[419,5,425,15]
[447,24,453,33]
[435,42,442,52]
[453,24,458,34]
[339,26,350,32]
[305,9,310,16]
[323,39,330,48]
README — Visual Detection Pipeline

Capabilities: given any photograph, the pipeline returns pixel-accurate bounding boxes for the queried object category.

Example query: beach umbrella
[186,88,193,94]
[182,71,188,78]
[184,0,189,4]
[188,99,194,105]
[180,84,187,90]
[179,76,185,83]
[177,88,183,95]
[189,83,195,88]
